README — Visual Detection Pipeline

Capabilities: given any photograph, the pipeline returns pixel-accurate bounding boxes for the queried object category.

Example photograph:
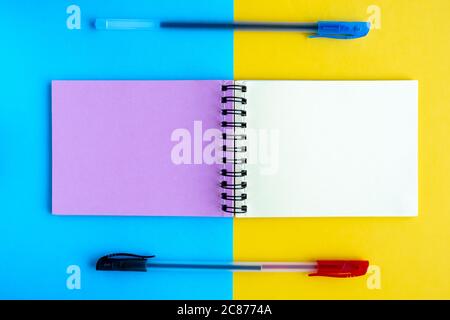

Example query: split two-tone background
[1,0,449,299]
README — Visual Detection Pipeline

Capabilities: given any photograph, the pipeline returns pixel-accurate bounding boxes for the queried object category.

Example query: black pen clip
[96,253,155,272]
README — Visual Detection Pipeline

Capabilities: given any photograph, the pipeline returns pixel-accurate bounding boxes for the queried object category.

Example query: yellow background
[233,0,450,299]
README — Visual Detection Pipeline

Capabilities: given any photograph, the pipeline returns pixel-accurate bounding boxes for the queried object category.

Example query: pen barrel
[96,19,319,32]
[146,261,316,272]
[260,262,316,272]
[147,262,261,271]
[161,21,318,32]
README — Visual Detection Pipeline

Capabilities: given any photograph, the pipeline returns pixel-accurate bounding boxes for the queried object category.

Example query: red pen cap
[308,260,369,278]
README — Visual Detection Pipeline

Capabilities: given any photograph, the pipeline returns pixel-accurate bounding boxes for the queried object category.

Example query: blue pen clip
[310,21,371,39]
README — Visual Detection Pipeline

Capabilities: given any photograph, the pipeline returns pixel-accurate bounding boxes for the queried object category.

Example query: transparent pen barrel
[146,261,316,272]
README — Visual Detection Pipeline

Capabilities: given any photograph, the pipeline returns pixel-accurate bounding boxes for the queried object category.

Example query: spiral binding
[221,82,247,215]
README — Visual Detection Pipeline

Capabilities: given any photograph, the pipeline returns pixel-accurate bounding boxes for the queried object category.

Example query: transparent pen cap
[95,19,159,30]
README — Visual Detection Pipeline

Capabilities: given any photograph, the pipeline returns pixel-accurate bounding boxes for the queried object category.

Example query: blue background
[0,0,233,299]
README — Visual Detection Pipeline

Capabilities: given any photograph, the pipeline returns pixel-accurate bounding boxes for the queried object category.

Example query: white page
[238,80,418,217]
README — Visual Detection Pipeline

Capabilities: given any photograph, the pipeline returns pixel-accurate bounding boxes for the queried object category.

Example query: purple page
[52,80,231,217]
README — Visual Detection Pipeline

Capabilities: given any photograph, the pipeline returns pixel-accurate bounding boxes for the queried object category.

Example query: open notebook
[52,80,418,217]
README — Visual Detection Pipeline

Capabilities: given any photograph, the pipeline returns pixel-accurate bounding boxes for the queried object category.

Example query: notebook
[52,80,418,217]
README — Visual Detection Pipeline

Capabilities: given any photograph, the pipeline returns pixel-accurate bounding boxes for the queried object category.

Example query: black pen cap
[96,253,155,272]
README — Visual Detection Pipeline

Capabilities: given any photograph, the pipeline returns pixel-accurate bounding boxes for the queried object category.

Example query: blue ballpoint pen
[95,18,371,39]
